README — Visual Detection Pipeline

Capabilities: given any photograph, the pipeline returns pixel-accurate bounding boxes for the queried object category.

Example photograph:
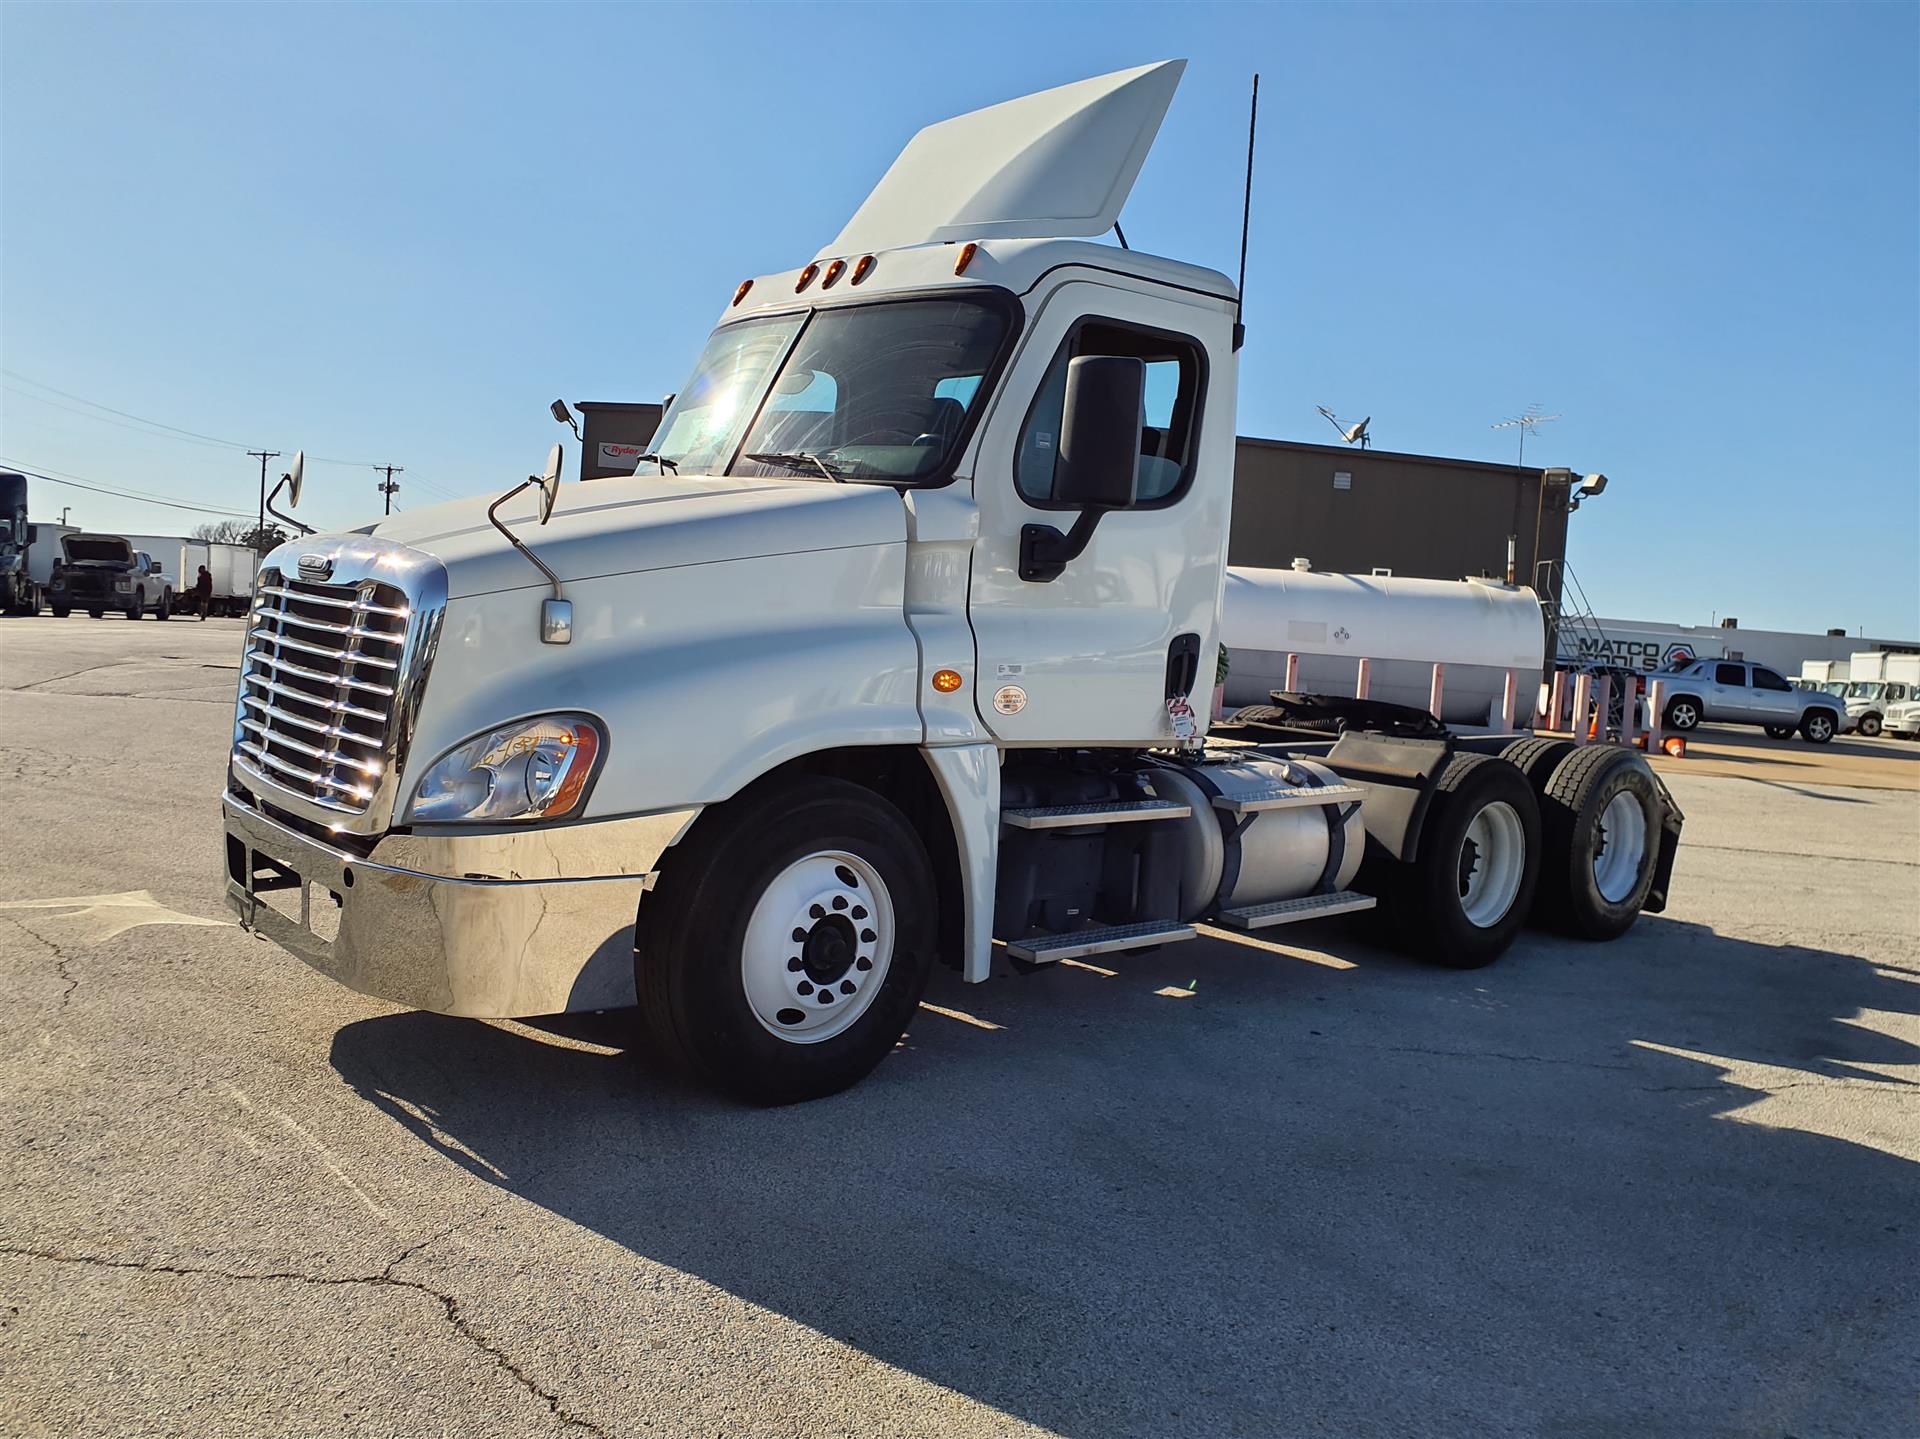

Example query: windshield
[1845,681,1884,699]
[649,296,1014,485]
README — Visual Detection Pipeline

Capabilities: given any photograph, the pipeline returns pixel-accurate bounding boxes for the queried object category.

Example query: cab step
[1001,798,1190,829]
[1210,782,1365,815]
[1001,919,1197,963]
[1214,890,1377,930]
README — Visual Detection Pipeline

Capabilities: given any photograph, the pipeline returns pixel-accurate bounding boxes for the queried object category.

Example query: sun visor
[821,60,1186,259]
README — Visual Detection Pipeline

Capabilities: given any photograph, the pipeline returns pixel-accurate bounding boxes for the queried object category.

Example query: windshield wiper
[743,450,844,483]
[633,453,677,474]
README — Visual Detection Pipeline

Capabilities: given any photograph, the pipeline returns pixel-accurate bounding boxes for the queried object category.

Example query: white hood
[364,473,905,600]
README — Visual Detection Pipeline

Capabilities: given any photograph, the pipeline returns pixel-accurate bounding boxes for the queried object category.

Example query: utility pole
[375,464,404,515]
[58,507,71,525]
[247,450,281,545]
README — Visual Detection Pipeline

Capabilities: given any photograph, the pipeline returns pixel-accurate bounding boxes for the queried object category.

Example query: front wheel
[52,604,70,618]
[1663,696,1702,732]
[1763,724,1794,739]
[1858,713,1883,739]
[636,775,937,1104]
[1801,710,1837,745]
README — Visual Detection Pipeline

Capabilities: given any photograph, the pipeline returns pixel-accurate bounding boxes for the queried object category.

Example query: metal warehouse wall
[1229,438,1572,599]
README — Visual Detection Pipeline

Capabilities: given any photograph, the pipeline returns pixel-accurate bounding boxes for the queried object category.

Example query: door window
[1752,668,1792,691]
[1015,320,1204,508]
[1715,663,1746,686]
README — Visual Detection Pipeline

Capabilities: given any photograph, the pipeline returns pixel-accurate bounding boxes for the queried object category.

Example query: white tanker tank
[1220,562,1546,728]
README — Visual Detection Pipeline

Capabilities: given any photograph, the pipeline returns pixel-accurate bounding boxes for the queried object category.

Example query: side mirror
[536,443,564,524]
[1019,355,1144,583]
[1053,355,1143,509]
[286,451,305,508]
[550,399,581,439]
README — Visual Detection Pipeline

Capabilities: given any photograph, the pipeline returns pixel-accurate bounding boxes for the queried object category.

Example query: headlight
[114,578,133,591]
[404,713,603,825]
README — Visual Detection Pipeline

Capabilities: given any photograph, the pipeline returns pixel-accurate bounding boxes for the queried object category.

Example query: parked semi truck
[221,62,1682,1102]
[0,472,76,616]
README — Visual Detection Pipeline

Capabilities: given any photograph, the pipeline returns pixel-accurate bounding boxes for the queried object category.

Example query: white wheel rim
[1592,790,1649,904]
[741,850,894,1044]
[1457,800,1526,929]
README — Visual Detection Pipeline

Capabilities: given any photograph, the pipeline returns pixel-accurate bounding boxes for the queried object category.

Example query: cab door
[964,280,1235,744]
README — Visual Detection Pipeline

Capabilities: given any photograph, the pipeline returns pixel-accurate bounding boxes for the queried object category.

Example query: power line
[375,463,404,515]
[1,370,256,448]
[0,384,251,453]
[0,458,256,518]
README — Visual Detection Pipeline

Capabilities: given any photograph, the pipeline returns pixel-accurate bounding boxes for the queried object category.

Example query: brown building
[1230,437,1582,609]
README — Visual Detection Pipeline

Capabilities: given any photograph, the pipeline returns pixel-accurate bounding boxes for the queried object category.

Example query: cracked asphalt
[2,616,1917,1438]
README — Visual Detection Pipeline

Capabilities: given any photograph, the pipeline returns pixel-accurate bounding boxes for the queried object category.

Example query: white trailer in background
[1841,652,1920,737]
[1220,564,1543,729]
[121,534,259,616]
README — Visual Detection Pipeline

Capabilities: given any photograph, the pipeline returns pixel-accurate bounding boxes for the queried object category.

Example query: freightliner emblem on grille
[297,553,334,581]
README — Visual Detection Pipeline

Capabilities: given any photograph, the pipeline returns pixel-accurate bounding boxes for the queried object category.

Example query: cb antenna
[1491,403,1561,467]
[1233,73,1260,352]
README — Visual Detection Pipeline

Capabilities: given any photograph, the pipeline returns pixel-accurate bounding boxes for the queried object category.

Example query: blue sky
[3,2,1915,637]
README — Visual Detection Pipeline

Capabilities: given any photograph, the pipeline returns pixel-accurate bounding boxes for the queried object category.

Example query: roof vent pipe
[1292,556,1311,571]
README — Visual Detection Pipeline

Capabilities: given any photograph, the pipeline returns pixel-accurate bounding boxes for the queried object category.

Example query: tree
[192,520,286,555]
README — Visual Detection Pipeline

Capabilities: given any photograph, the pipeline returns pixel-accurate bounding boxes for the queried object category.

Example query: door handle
[1165,632,1201,699]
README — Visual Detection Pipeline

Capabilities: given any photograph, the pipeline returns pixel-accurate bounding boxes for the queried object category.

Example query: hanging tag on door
[1166,693,1198,741]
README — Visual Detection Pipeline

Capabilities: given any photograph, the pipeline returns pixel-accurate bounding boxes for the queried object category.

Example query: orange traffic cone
[1663,735,1686,758]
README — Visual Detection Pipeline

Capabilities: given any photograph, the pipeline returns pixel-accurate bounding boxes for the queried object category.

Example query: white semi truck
[221,62,1682,1102]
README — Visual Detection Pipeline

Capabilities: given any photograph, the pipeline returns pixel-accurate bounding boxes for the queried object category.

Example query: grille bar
[234,565,412,813]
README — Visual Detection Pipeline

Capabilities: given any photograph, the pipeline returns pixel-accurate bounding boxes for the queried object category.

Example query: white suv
[1659,660,1845,745]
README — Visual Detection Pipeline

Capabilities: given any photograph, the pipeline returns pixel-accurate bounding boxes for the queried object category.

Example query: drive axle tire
[1663,696,1702,732]
[1536,747,1660,941]
[1365,753,1540,969]
[1763,724,1794,739]
[636,775,937,1105]
[1499,736,1576,791]
[1801,710,1837,745]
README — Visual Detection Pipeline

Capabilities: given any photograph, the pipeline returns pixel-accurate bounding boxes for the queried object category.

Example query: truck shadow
[329,919,1920,1437]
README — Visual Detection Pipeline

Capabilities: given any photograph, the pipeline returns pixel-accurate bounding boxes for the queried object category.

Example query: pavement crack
[1679,842,1919,869]
[1,915,82,1008]
[0,1242,611,1437]
[8,661,125,692]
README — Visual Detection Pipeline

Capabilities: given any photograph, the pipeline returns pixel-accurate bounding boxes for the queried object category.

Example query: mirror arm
[1018,507,1108,584]
[264,476,314,537]
[488,478,564,602]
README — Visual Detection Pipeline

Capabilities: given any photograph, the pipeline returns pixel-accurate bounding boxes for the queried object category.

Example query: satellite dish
[1344,417,1370,447]
[537,443,563,524]
[286,451,305,508]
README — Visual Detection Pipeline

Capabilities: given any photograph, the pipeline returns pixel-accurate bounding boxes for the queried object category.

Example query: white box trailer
[1841,652,1920,736]
[218,61,1685,1103]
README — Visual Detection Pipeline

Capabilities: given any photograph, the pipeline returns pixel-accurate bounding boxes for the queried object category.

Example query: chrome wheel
[1668,700,1698,730]
[1457,800,1526,929]
[741,850,894,1044]
[1592,790,1648,905]
[1805,714,1833,742]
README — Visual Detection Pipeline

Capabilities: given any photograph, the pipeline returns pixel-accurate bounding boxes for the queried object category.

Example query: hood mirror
[550,399,581,440]
[538,443,563,524]
[286,451,305,508]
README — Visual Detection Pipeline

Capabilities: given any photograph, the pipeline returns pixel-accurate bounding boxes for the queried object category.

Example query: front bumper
[222,791,696,1017]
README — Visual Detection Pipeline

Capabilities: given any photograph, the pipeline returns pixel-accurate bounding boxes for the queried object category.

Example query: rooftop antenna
[1492,403,1561,467]
[1233,73,1259,352]
[1316,405,1371,449]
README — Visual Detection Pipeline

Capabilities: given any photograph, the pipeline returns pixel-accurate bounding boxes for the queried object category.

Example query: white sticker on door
[993,685,1027,715]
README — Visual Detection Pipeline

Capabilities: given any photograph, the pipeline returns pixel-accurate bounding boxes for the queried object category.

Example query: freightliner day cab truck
[222,62,1682,1102]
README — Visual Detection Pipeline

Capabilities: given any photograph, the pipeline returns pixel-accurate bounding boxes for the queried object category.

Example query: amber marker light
[795,262,819,292]
[954,242,978,275]
[850,254,875,285]
[731,279,753,307]
[931,669,964,694]
[821,258,846,288]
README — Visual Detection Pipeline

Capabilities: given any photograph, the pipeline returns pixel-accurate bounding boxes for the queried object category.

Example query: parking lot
[2,614,1916,1438]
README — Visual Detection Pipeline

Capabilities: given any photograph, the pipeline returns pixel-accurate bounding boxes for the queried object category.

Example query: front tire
[636,775,937,1104]
[1801,710,1837,744]
[1663,695,1702,732]
[1365,754,1540,969]
[52,604,70,618]
[1858,712,1882,739]
[1763,724,1794,739]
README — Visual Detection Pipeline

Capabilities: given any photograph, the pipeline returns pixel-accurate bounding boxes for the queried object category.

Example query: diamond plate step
[1001,920,1197,963]
[1001,799,1190,829]
[1214,890,1377,930]
[1210,782,1365,815]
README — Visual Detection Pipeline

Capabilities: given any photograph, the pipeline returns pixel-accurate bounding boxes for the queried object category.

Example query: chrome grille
[235,567,412,812]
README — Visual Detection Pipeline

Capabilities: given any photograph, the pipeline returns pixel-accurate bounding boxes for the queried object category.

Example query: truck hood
[63,534,135,565]
[359,473,907,599]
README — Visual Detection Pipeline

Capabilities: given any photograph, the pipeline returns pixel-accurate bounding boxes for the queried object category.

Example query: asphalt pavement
[2,615,1916,1438]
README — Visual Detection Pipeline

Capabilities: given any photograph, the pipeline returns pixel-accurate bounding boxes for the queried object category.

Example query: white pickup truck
[221,62,1682,1102]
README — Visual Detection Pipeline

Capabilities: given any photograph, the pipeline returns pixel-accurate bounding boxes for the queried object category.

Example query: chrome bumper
[222,792,697,1018]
